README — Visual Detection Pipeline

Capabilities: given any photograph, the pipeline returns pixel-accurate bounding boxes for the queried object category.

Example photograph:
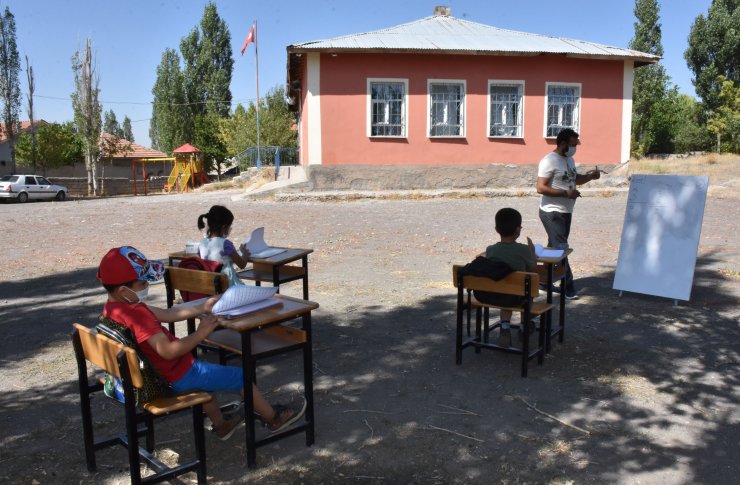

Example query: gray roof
[288,15,659,64]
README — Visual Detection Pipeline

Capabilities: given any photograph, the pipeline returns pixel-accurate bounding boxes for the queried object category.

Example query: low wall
[306,164,540,191]
[52,176,168,197]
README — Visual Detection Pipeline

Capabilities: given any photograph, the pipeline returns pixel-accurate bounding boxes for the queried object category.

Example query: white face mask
[565,146,577,157]
[123,285,149,303]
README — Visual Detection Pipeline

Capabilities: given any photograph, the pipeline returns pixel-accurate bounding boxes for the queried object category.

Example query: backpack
[457,256,514,282]
[177,256,224,302]
[96,315,173,406]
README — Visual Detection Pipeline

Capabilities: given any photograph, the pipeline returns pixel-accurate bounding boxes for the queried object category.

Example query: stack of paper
[212,286,280,317]
[243,227,287,259]
[534,244,565,258]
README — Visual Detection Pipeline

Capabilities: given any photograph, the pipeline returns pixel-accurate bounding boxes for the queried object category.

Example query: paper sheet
[534,244,565,259]
[216,297,282,318]
[243,227,286,258]
[212,285,278,315]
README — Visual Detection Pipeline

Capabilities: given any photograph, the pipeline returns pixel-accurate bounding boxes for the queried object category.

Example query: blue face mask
[565,146,577,157]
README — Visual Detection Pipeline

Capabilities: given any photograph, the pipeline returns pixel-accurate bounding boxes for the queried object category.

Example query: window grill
[429,83,464,137]
[546,85,580,137]
[489,84,523,137]
[370,82,406,136]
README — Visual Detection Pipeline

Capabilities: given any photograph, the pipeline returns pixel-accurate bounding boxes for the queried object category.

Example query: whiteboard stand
[612,174,708,303]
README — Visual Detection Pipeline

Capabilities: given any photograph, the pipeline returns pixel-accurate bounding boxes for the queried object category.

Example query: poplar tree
[122,116,133,142]
[150,48,188,153]
[103,109,122,137]
[0,7,21,174]
[629,0,669,156]
[71,38,102,195]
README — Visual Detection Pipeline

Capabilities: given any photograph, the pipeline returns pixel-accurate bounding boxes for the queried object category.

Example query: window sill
[488,135,524,139]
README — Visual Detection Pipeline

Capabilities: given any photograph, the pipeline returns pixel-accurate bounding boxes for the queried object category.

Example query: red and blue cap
[97,246,164,285]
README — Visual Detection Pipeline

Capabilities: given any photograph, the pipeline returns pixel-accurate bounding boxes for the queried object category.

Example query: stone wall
[52,176,168,197]
[306,164,541,191]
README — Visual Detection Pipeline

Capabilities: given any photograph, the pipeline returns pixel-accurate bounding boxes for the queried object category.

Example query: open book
[243,227,287,259]
[212,286,281,317]
[534,244,565,259]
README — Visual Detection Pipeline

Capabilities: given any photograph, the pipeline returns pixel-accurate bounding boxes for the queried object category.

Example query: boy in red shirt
[97,246,304,440]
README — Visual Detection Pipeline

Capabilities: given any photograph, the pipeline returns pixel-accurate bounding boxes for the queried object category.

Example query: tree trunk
[716,133,721,154]
[85,153,93,196]
[100,159,105,195]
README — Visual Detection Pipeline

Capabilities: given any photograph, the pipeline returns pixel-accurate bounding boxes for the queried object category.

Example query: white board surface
[613,174,708,301]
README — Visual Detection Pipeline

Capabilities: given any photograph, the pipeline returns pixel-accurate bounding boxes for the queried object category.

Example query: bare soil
[1,189,738,484]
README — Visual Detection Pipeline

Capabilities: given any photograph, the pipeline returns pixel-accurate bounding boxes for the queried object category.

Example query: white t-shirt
[538,151,577,213]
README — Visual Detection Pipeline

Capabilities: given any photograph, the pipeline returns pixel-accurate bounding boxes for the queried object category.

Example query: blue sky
[5,0,712,147]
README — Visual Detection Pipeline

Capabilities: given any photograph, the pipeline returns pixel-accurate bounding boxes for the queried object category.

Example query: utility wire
[35,94,257,107]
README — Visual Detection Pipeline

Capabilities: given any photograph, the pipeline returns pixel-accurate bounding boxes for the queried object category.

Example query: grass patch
[719,268,740,279]
[629,153,740,187]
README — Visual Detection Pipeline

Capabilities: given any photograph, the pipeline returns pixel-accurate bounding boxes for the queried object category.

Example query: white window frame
[487,80,525,138]
[427,79,466,138]
[366,78,409,138]
[543,82,581,138]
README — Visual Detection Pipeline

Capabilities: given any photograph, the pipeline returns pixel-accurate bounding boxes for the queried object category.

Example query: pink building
[287,8,657,170]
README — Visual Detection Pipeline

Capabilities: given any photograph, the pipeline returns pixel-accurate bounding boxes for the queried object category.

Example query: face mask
[123,285,148,303]
[565,146,577,157]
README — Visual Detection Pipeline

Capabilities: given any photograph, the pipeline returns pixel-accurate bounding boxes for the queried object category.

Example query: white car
[0,174,68,202]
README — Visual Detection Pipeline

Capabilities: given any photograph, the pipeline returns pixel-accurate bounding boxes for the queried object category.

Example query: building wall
[314,53,626,166]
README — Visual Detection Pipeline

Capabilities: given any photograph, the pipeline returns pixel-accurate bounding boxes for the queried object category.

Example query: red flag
[241,22,255,55]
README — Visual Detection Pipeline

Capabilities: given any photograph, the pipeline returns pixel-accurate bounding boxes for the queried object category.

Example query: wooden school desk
[237,248,313,300]
[536,248,572,352]
[217,294,319,468]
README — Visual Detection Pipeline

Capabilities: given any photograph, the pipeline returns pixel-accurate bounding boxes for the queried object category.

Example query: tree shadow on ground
[0,254,738,483]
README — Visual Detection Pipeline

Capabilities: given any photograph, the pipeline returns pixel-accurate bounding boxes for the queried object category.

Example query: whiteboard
[613,174,708,301]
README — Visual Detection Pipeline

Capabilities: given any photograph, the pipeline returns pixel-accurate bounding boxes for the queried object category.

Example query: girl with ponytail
[197,205,250,286]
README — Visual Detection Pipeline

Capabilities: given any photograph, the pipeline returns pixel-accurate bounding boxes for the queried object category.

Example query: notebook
[243,227,287,259]
[534,244,565,259]
[212,285,280,317]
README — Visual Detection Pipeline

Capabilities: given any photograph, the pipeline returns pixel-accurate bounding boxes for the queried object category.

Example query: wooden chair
[71,323,211,484]
[453,265,553,377]
[163,266,229,336]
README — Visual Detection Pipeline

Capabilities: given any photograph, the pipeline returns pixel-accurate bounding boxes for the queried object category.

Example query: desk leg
[273,266,280,294]
[302,256,309,300]
[559,276,566,343]
[241,331,257,468]
[545,264,554,353]
[302,311,315,446]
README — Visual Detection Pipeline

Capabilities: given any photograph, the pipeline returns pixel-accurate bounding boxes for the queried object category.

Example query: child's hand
[203,295,220,313]
[197,313,219,335]
[240,243,251,259]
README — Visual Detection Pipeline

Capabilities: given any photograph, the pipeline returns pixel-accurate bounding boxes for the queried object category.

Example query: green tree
[71,38,102,195]
[122,115,133,142]
[0,7,22,174]
[180,2,233,118]
[103,109,122,137]
[672,94,713,153]
[707,76,740,153]
[685,0,739,116]
[629,0,670,156]
[24,55,36,173]
[150,48,189,153]
[193,111,227,177]
[15,122,83,174]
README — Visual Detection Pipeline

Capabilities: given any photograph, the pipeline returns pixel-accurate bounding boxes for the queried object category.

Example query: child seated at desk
[97,246,305,440]
[477,208,537,348]
[197,205,249,287]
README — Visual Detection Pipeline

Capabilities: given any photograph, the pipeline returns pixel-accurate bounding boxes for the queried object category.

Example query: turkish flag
[241,23,255,55]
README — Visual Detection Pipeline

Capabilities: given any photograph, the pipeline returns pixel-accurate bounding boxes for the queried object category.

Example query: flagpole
[255,20,262,169]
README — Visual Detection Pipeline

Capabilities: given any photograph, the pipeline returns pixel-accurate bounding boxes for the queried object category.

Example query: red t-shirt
[103,301,194,383]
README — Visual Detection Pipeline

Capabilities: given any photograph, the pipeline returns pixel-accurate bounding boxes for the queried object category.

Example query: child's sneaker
[267,397,307,434]
[212,414,244,441]
[565,286,579,300]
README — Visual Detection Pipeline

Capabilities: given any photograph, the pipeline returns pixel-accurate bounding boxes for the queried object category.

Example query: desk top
[217,294,319,332]
[249,248,313,265]
[537,247,573,264]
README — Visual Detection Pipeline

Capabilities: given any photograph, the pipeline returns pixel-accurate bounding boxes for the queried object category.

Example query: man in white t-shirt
[536,128,600,299]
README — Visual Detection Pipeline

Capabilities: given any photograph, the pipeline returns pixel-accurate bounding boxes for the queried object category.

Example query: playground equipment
[165,144,209,193]
[132,157,175,195]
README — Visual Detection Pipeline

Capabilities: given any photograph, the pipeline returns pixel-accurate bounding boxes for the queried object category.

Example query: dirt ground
[1,189,738,484]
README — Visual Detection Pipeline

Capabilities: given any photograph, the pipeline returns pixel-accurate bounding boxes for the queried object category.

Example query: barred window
[546,84,580,137]
[429,82,465,137]
[489,82,524,137]
[369,81,406,137]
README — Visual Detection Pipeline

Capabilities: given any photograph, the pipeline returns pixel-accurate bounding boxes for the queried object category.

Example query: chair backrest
[452,264,540,297]
[164,266,229,305]
[72,323,143,388]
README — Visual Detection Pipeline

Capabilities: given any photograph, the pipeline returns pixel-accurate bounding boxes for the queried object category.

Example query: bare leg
[243,384,274,421]
[500,309,513,323]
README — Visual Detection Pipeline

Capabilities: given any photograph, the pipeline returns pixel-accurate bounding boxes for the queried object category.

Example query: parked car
[0,174,68,202]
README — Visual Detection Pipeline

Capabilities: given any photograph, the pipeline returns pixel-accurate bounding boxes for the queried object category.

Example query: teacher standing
[536,128,601,299]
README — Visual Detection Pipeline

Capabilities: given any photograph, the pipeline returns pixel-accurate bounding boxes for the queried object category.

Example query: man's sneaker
[498,328,512,348]
[212,414,244,441]
[267,397,307,434]
[565,287,579,300]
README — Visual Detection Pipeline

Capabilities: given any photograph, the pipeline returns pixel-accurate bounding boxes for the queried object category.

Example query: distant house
[286,7,658,168]
[0,120,48,175]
